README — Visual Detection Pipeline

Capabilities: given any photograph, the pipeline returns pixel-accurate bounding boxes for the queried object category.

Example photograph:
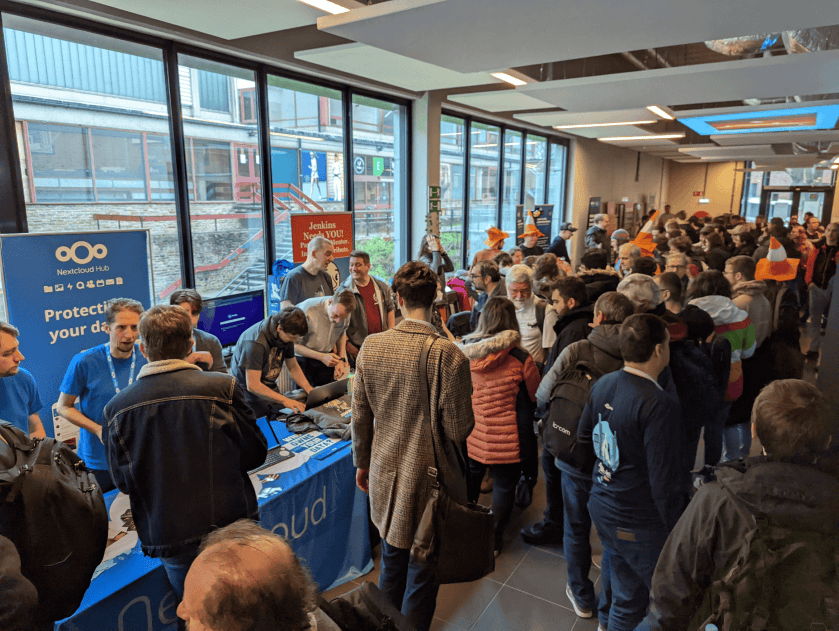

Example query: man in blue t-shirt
[578,313,687,631]
[57,298,146,493]
[0,321,45,438]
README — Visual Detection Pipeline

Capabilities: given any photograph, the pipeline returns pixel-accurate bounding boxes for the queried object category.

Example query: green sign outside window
[372,157,384,176]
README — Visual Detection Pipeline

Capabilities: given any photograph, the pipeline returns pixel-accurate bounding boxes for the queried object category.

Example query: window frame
[0,3,412,294]
[442,109,569,269]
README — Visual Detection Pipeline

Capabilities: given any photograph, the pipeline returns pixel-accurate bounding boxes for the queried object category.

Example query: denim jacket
[104,360,267,558]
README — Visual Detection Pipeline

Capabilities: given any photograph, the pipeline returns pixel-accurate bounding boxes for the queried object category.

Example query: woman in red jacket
[460,297,540,556]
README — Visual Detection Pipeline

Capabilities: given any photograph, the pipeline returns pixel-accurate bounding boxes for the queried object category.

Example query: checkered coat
[352,320,475,549]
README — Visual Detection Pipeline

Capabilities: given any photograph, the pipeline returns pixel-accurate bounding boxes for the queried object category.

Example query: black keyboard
[248,446,293,474]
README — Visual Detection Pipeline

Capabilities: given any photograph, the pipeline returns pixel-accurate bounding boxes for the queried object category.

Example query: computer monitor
[197,289,265,348]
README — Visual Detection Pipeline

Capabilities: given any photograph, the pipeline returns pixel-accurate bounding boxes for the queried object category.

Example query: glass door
[797,191,825,222]
[766,191,794,222]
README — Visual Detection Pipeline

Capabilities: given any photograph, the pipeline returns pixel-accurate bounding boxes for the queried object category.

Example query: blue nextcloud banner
[0,231,152,438]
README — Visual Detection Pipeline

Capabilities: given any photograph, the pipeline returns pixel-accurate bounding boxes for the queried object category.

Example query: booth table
[58,422,372,631]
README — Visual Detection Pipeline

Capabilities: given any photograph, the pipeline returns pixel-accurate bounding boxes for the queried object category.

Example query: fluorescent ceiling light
[297,0,349,14]
[598,133,685,142]
[833,156,839,164]
[832,164,839,170]
[491,72,527,87]
[554,120,656,129]
[647,105,674,120]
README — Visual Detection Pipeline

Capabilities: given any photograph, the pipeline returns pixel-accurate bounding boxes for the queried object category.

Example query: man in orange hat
[519,212,545,258]
[471,226,510,269]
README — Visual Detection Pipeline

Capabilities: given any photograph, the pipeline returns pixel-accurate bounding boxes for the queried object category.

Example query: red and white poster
[290,212,354,263]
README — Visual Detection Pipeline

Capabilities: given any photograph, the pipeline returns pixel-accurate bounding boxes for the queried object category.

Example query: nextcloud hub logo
[55,241,108,265]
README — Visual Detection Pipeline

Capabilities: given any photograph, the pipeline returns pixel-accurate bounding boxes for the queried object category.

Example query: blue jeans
[379,539,439,631]
[160,546,200,600]
[589,501,668,631]
[558,461,596,610]
[722,422,751,461]
[808,285,830,353]
[539,447,564,532]
[702,401,731,467]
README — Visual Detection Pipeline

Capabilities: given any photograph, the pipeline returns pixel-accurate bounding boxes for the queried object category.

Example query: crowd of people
[0,210,837,631]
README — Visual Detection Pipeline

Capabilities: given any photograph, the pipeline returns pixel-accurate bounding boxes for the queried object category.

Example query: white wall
[567,137,669,265]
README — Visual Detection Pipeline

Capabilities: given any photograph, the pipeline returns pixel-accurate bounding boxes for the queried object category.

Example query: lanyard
[104,343,137,394]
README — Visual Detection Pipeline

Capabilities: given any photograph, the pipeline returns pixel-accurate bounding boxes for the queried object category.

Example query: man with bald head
[177,519,332,631]
[280,236,335,309]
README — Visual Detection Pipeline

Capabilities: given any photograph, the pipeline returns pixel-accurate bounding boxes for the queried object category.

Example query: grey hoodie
[537,323,623,408]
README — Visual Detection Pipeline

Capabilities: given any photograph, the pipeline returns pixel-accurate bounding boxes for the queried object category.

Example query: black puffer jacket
[642,457,839,631]
[543,304,594,373]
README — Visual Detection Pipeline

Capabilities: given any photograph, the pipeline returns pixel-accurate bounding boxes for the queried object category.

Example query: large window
[267,76,346,267]
[525,134,547,211]
[439,115,465,265]
[501,130,523,236]
[352,95,407,278]
[466,123,500,265]
[178,55,266,299]
[547,142,567,234]
[4,15,179,304]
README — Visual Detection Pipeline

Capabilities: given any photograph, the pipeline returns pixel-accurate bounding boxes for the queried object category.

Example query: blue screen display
[197,290,265,348]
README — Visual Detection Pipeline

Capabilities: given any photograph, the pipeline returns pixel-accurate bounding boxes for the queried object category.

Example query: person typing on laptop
[230,307,312,417]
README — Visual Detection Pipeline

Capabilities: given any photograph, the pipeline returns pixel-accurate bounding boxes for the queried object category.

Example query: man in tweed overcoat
[353,261,475,631]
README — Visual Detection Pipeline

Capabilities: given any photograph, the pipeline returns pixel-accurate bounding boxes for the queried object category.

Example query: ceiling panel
[675,99,839,120]
[515,51,839,113]
[711,130,839,145]
[568,125,660,139]
[318,0,839,73]
[87,0,347,39]
[446,91,555,112]
[513,108,656,127]
[678,145,777,158]
[295,43,500,91]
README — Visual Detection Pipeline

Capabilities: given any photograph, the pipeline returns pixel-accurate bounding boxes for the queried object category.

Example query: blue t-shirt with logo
[0,367,44,434]
[60,344,147,470]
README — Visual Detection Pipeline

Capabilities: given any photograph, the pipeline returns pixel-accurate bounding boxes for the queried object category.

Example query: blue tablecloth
[58,421,372,631]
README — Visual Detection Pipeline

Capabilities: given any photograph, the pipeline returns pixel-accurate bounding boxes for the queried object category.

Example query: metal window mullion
[495,126,504,228]
[542,139,549,205]
[518,132,526,209]
[256,65,275,282]
[163,43,195,290]
[461,117,471,268]
[344,87,354,230]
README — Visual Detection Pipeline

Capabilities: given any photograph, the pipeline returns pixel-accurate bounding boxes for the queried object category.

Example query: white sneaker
[598,625,607,631]
[565,583,593,618]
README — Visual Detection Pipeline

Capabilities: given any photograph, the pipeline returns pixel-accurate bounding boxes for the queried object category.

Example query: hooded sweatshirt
[731,280,772,349]
[644,458,839,631]
[688,295,756,400]
[459,330,540,465]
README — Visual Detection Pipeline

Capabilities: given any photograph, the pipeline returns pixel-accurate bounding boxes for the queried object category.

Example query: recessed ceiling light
[598,133,685,142]
[646,105,674,120]
[491,72,527,87]
[832,164,839,170]
[554,120,657,129]
[297,0,349,14]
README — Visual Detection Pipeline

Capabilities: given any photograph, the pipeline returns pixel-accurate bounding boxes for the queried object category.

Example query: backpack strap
[508,346,529,365]
[0,421,31,452]
[534,299,546,334]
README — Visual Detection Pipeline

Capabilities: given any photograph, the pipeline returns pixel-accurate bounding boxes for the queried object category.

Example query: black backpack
[318,581,414,631]
[0,421,107,622]
[542,345,607,472]
[698,484,839,631]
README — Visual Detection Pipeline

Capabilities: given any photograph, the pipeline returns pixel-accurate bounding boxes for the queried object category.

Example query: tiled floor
[323,467,604,631]
[323,339,820,630]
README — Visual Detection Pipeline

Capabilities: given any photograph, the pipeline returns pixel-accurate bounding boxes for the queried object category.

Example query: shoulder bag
[409,335,495,584]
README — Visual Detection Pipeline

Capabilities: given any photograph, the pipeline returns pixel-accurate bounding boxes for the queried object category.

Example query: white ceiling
[516,51,839,112]
[318,0,839,74]
[711,130,839,145]
[514,109,658,127]
[295,43,501,91]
